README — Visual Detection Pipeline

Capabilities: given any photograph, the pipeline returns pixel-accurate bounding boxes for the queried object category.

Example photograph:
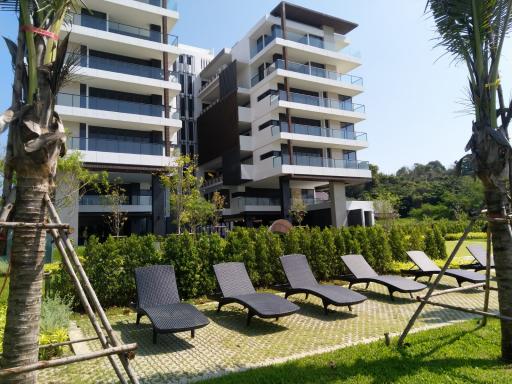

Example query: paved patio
[40,278,499,383]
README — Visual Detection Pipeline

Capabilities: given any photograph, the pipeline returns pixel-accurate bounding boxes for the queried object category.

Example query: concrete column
[329,181,347,227]
[152,174,166,235]
[280,176,291,221]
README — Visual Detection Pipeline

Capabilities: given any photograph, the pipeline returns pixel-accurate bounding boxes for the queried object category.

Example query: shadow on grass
[286,298,358,321]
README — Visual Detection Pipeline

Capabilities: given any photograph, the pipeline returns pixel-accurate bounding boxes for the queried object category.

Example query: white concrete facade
[197,2,373,227]
[57,0,181,242]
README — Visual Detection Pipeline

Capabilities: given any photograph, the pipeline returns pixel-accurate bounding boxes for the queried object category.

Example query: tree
[211,191,226,227]
[0,0,84,381]
[427,0,512,361]
[160,154,216,233]
[104,181,128,238]
[289,199,307,226]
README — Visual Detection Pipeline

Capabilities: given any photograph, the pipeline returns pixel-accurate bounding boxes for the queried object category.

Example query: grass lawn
[202,319,511,384]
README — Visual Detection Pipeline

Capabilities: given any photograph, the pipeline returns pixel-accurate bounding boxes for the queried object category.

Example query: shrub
[196,233,226,295]
[368,226,393,273]
[424,228,439,259]
[433,225,447,259]
[389,225,407,261]
[407,225,424,251]
[445,232,487,241]
[224,228,258,284]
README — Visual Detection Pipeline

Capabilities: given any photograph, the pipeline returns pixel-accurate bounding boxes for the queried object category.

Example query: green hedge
[444,232,487,241]
[51,225,446,307]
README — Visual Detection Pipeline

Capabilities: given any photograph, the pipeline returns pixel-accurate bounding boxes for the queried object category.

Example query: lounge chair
[213,262,300,325]
[340,254,426,300]
[280,254,367,314]
[404,250,486,287]
[465,244,495,271]
[134,265,209,343]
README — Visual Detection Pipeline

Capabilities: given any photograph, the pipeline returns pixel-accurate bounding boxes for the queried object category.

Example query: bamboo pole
[47,225,129,384]
[417,298,512,321]
[397,217,476,346]
[481,227,493,326]
[45,195,140,384]
[427,283,486,297]
[0,344,137,377]
[0,222,69,229]
[38,336,99,350]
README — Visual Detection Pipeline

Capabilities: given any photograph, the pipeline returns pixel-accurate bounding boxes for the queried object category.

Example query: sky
[1,0,511,174]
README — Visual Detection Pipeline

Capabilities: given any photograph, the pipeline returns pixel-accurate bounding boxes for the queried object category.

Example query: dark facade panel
[197,90,239,165]
[222,147,242,185]
[219,60,238,98]
[152,174,166,235]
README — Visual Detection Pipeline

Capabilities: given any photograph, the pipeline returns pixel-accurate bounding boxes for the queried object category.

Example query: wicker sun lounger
[213,262,300,325]
[135,265,209,343]
[340,254,426,300]
[404,250,486,286]
[465,244,495,271]
[280,254,367,314]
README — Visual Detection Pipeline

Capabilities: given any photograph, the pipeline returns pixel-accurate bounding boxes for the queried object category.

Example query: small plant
[104,181,128,237]
[289,199,307,226]
[40,296,72,334]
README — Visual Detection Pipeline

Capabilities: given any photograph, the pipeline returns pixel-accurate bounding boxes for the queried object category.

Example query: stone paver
[40,277,499,383]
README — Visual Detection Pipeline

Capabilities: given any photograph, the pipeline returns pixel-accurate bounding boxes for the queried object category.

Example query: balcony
[276,90,365,113]
[251,59,363,88]
[135,0,178,10]
[72,53,176,80]
[70,13,178,46]
[271,122,367,141]
[57,93,179,118]
[69,137,164,156]
[80,195,152,206]
[226,196,281,214]
[276,154,369,170]
[251,28,352,58]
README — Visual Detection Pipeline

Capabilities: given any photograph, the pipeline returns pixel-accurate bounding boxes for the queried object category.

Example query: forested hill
[346,161,483,219]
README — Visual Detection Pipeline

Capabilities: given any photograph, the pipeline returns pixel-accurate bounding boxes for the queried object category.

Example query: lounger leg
[285,291,290,299]
[247,311,254,326]
[305,293,309,300]
[216,301,223,313]
[428,276,433,283]
[456,278,463,288]
[409,293,414,299]
[153,328,157,344]
[365,282,370,290]
[191,329,195,338]
[414,275,419,281]
[348,305,352,312]
[322,300,329,315]
[136,313,143,325]
[388,288,395,301]
[349,282,353,289]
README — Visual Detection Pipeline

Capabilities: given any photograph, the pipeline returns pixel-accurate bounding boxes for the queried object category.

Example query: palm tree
[427,0,512,361]
[0,1,83,382]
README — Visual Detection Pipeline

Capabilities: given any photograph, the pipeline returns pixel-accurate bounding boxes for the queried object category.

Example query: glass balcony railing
[231,197,281,209]
[251,59,363,87]
[57,93,179,118]
[80,195,152,206]
[69,137,164,156]
[271,122,367,141]
[135,0,178,10]
[71,53,177,81]
[70,13,178,46]
[273,154,369,170]
[251,27,358,58]
[276,90,365,113]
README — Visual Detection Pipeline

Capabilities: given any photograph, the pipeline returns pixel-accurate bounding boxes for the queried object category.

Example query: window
[260,151,279,161]
[187,76,193,94]
[343,150,357,161]
[180,121,186,140]
[188,121,194,141]
[257,89,276,102]
[180,144,186,155]
[188,98,194,118]
[179,95,185,117]
[179,55,184,64]
[186,55,192,65]
[258,120,279,131]
[179,74,184,92]
[189,145,194,156]
[308,34,324,49]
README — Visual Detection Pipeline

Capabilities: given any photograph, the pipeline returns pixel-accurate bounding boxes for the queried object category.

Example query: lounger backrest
[213,262,256,297]
[135,265,180,308]
[406,251,441,272]
[467,244,495,267]
[280,254,318,288]
[340,254,378,278]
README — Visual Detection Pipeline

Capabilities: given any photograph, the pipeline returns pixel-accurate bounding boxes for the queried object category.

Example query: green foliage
[40,295,72,334]
[51,225,448,306]
[347,161,484,220]
[388,225,407,261]
[445,232,487,240]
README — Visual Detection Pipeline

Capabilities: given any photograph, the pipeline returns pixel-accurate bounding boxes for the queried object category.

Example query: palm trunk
[485,187,512,361]
[1,176,49,383]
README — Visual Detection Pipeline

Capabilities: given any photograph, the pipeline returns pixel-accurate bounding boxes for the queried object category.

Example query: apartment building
[56,0,181,243]
[173,45,214,157]
[197,1,374,227]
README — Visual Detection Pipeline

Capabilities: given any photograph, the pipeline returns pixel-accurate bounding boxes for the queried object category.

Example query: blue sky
[1,0,511,174]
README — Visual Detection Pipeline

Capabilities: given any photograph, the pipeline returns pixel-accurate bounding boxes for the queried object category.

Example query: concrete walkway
[40,278,499,383]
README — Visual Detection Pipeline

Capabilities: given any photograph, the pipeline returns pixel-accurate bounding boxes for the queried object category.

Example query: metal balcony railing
[273,154,369,170]
[271,122,367,141]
